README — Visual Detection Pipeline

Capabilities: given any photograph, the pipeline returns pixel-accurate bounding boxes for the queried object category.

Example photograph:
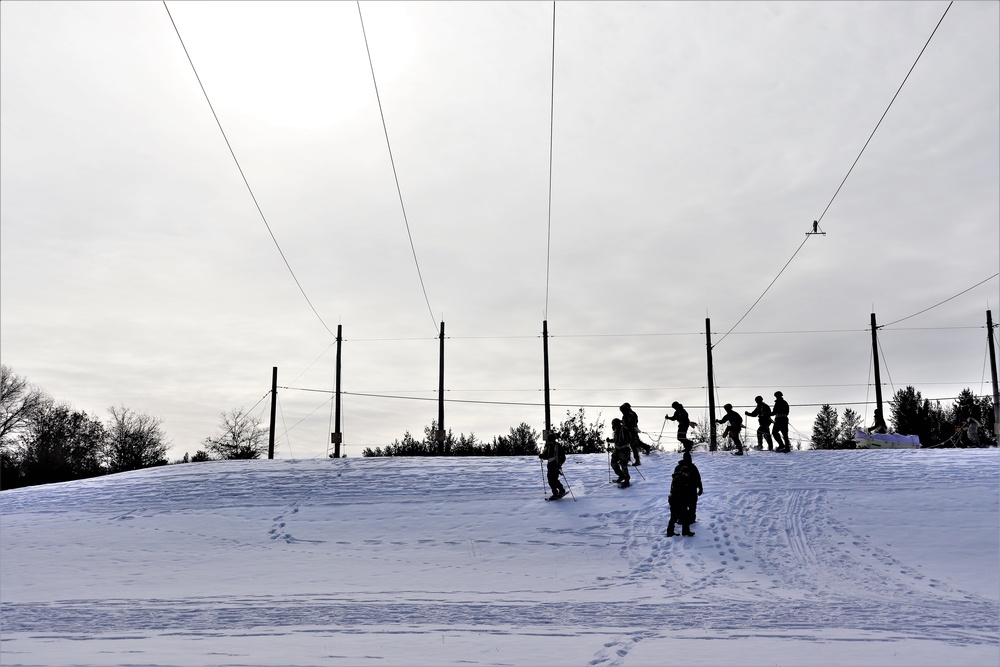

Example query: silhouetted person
[718,403,744,455]
[772,391,790,453]
[746,396,774,450]
[870,408,888,434]
[812,220,819,233]
[673,451,703,522]
[665,402,695,453]
[620,402,650,465]
[608,418,631,487]
[539,433,566,500]
[667,463,697,537]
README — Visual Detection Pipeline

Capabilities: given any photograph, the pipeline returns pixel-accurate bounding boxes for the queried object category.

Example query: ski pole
[630,462,646,481]
[558,469,577,501]
[607,446,612,482]
[540,459,547,497]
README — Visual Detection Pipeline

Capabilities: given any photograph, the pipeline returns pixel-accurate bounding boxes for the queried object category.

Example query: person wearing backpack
[539,433,567,500]
[620,403,650,465]
[718,403,745,455]
[667,463,697,537]
[608,418,631,488]
[772,391,791,453]
[665,402,695,453]
[746,396,774,451]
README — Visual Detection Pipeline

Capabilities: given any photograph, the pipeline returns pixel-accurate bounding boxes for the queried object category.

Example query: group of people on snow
[540,394,791,537]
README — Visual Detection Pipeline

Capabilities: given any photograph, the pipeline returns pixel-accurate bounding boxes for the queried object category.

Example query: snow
[1,449,998,667]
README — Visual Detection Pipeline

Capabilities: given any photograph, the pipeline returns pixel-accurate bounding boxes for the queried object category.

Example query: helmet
[723,403,732,410]
[671,401,681,409]
[620,403,631,411]
[774,391,783,398]
[754,395,763,402]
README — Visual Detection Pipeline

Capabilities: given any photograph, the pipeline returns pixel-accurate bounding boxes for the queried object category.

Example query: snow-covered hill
[1,449,998,667]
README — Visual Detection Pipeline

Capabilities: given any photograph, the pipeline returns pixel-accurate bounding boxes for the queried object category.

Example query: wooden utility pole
[331,325,343,458]
[542,320,552,440]
[870,313,884,419]
[437,321,446,454]
[988,310,999,438]
[706,318,717,451]
[268,366,277,460]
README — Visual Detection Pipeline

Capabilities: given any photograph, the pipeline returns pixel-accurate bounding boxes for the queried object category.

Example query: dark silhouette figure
[746,396,774,450]
[667,463,698,537]
[870,408,888,434]
[718,403,745,455]
[620,402,650,465]
[665,402,695,453]
[539,433,566,500]
[772,391,790,452]
[609,418,631,487]
[673,451,703,522]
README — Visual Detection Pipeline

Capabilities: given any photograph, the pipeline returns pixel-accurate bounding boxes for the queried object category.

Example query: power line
[815,1,953,225]
[357,1,437,333]
[543,1,557,320]
[714,2,954,350]
[162,2,336,339]
[880,273,999,328]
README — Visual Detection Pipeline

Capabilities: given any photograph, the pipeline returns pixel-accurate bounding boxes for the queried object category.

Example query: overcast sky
[2,1,998,460]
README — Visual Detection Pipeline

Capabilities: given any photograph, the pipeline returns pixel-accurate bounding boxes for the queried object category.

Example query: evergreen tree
[838,408,862,448]
[555,408,606,454]
[811,404,839,450]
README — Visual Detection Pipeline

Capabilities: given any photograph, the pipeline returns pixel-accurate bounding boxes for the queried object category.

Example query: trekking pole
[558,469,577,501]
[657,417,667,448]
[540,459,547,497]
[630,461,647,481]
[607,446,612,482]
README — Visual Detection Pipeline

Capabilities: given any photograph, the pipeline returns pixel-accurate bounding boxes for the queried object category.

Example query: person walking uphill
[665,402,695,453]
[746,396,774,451]
[608,418,631,488]
[620,403,651,465]
[772,391,790,453]
[667,463,698,537]
[718,403,745,455]
[539,433,567,500]
[673,451,703,522]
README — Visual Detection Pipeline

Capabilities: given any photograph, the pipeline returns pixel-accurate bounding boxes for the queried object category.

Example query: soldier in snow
[608,418,631,488]
[665,402,695,453]
[620,403,650,465]
[673,451,703,523]
[746,396,774,451]
[772,391,790,453]
[667,463,698,537]
[539,433,567,500]
[718,403,745,455]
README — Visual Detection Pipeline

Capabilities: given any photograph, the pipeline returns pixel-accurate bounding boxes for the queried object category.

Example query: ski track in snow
[2,450,998,665]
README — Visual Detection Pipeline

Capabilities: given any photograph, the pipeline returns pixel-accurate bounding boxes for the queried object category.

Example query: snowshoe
[618,480,630,488]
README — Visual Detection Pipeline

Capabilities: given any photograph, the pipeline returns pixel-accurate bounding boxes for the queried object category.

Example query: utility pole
[706,318,717,451]
[988,310,999,438]
[268,366,277,460]
[870,313,884,419]
[331,325,343,458]
[542,320,552,440]
[437,321,445,454]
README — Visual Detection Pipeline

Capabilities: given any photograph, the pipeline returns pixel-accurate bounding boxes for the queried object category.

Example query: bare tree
[104,405,169,473]
[1,365,50,453]
[203,407,267,460]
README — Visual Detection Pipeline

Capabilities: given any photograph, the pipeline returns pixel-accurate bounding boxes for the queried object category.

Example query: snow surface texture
[1,450,998,667]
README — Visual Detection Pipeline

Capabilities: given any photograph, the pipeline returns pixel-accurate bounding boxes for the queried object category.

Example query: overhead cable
[357,2,438,333]
[880,273,999,328]
[162,2,336,339]
[714,1,953,350]
[544,1,557,320]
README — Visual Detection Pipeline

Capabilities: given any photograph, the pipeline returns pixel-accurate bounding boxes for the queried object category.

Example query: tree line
[362,408,608,457]
[811,386,996,449]
[1,365,273,490]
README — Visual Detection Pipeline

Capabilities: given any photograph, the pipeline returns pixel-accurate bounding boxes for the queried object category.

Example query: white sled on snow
[853,428,921,449]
